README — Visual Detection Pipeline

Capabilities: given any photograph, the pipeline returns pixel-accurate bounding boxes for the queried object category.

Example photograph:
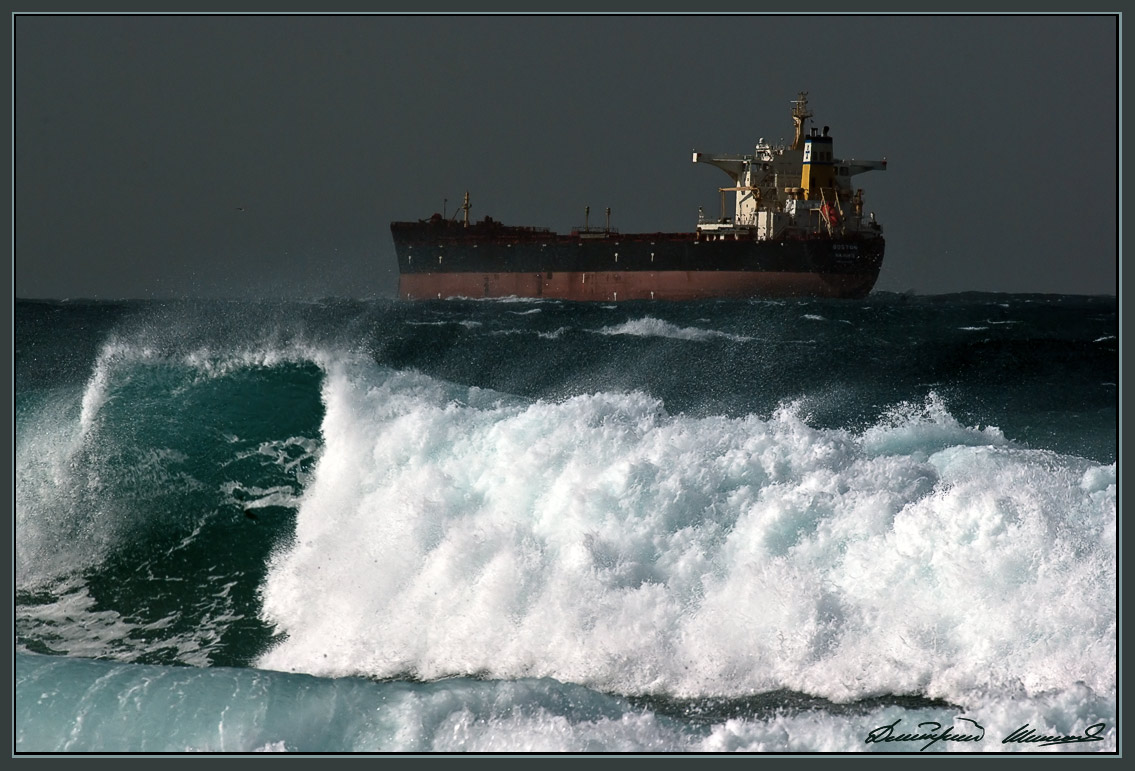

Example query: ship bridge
[692,93,885,236]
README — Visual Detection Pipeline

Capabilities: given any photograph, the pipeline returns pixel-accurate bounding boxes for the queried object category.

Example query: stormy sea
[14,293,1117,754]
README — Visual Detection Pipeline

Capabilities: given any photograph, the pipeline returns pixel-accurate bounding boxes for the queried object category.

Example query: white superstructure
[692,92,886,240]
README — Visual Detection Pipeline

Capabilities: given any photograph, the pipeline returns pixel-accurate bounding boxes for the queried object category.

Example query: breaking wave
[257,360,1115,709]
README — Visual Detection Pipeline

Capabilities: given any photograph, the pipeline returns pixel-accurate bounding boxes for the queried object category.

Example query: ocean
[14,293,1117,754]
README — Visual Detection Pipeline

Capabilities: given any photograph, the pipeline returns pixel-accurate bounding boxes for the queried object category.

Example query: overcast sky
[14,13,1118,299]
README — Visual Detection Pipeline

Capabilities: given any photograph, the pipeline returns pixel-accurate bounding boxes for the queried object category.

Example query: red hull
[399,270,878,301]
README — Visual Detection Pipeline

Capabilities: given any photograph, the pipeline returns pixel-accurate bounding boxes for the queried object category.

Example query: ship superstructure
[693,92,886,242]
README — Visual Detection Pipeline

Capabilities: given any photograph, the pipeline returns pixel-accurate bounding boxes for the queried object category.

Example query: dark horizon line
[13,290,1120,303]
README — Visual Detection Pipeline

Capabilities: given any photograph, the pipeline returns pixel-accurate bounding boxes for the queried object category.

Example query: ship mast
[790,91,812,151]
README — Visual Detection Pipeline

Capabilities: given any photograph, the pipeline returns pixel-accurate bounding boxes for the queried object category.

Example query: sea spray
[257,361,1114,708]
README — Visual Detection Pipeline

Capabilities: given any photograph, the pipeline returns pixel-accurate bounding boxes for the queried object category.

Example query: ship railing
[571,226,620,235]
[696,215,735,226]
[497,225,553,234]
[696,210,732,224]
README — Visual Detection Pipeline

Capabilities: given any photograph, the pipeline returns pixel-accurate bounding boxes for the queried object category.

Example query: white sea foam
[595,317,751,342]
[257,363,1116,710]
[490,326,569,340]
[15,578,141,658]
[405,320,483,329]
[220,482,303,512]
[251,741,290,752]
[14,578,225,667]
[860,392,1007,458]
[230,436,320,477]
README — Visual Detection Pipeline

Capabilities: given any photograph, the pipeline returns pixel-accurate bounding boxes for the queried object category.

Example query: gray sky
[14,13,1118,299]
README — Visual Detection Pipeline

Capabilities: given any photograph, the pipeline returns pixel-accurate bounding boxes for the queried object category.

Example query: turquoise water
[15,294,1117,753]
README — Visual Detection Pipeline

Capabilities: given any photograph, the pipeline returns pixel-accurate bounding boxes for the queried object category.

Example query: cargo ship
[391,93,887,301]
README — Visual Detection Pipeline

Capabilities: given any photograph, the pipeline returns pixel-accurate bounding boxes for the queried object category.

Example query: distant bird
[235,206,246,212]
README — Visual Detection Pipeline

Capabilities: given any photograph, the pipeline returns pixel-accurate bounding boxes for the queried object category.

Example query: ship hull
[392,225,884,301]
[398,268,878,301]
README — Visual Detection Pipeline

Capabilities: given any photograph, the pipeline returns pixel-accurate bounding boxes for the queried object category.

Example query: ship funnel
[800,133,836,200]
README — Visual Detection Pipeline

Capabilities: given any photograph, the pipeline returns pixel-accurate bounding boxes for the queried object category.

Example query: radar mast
[790,91,813,151]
